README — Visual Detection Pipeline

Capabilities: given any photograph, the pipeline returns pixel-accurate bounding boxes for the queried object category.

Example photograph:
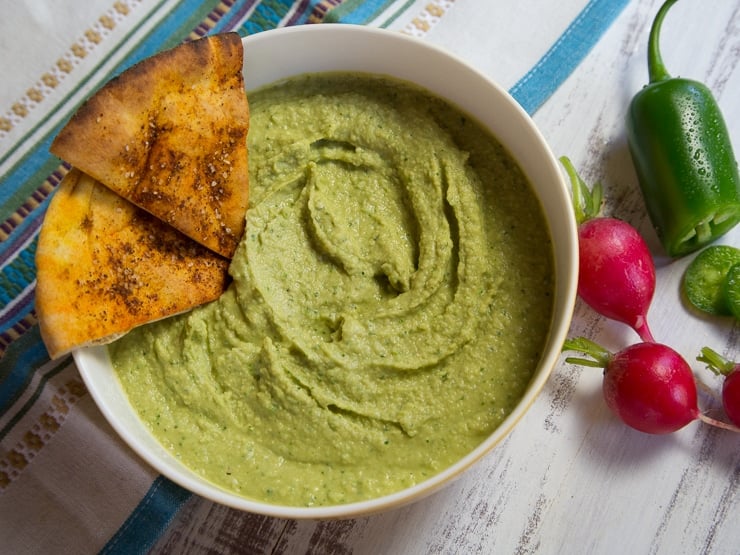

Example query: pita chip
[50,32,249,258]
[36,168,231,359]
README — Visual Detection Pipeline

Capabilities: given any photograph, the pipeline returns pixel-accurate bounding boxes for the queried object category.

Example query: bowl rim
[74,23,578,520]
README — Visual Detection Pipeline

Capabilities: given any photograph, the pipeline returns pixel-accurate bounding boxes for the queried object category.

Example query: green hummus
[110,73,554,507]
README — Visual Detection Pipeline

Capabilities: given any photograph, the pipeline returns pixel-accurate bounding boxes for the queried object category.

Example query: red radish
[697,346,740,427]
[562,337,739,434]
[561,157,656,342]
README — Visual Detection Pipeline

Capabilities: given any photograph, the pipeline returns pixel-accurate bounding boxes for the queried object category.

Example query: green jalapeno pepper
[626,0,740,258]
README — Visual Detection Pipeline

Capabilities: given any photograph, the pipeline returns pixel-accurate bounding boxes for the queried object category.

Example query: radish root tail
[698,413,740,432]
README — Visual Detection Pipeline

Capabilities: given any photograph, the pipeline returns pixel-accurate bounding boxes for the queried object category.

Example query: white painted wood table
[150,1,740,553]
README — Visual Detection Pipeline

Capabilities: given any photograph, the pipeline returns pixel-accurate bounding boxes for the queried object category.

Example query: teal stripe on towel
[0,239,37,309]
[0,329,59,423]
[324,0,397,24]
[240,0,294,35]
[99,476,192,555]
[509,0,629,114]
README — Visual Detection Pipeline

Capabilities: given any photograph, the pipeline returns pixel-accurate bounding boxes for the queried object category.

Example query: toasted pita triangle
[36,168,231,360]
[50,32,249,258]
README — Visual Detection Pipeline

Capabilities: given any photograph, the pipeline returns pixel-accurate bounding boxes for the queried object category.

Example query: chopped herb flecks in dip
[109,73,555,507]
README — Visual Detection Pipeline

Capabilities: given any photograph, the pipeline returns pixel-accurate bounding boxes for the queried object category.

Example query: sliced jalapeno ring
[682,245,740,316]
[722,262,740,320]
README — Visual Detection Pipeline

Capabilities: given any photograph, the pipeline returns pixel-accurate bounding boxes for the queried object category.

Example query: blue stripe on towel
[509,0,630,115]
[324,0,396,24]
[214,0,305,35]
[0,329,57,421]
[99,476,192,555]
[240,0,294,35]
[209,0,258,34]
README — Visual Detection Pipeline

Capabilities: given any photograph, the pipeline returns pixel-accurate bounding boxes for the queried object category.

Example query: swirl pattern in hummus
[110,73,555,507]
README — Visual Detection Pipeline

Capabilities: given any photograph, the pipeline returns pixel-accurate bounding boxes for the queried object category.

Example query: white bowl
[74,24,578,520]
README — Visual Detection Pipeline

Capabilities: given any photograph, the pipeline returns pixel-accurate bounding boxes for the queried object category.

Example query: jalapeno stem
[647,0,677,83]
